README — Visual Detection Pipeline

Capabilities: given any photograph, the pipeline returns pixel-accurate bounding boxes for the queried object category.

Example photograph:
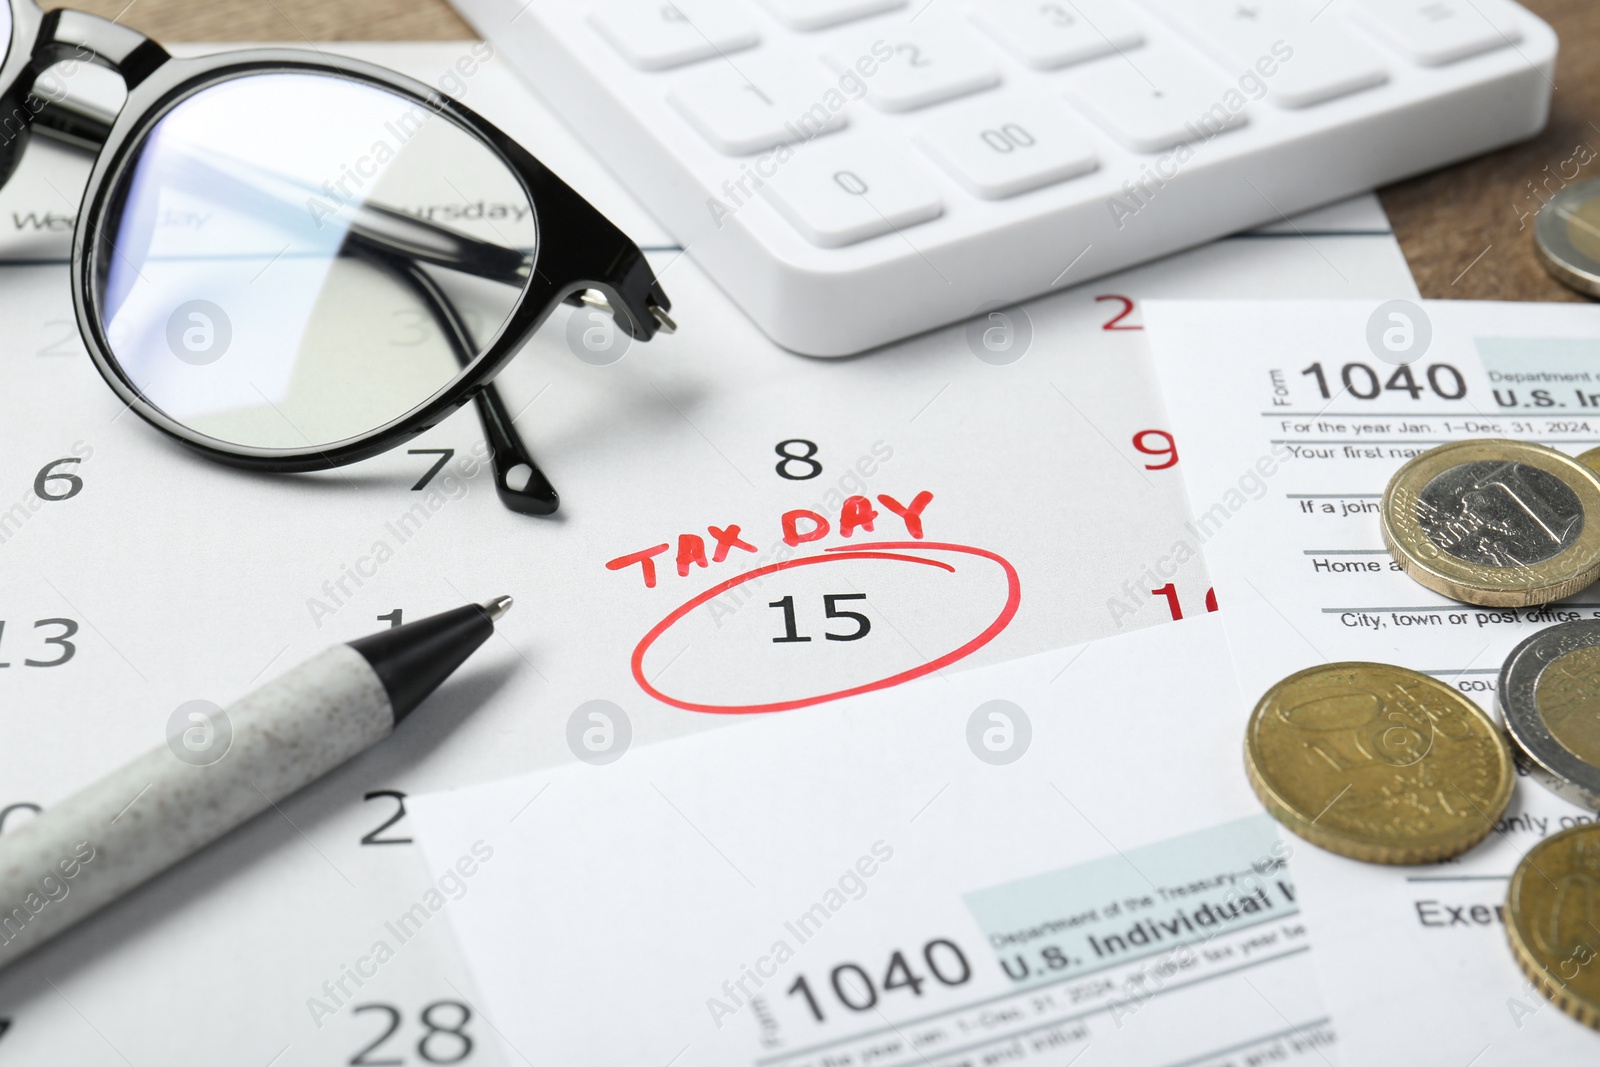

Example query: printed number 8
[775,439,822,481]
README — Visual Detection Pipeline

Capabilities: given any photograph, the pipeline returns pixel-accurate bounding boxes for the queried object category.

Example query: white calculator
[451,0,1555,355]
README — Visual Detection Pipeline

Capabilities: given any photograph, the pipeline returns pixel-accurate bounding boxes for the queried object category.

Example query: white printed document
[1147,300,1600,1064]
[410,617,1336,1067]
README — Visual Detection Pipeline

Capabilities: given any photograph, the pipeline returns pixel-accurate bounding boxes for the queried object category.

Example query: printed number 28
[350,1002,472,1065]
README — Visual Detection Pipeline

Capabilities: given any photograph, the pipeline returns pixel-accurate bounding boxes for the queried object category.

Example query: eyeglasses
[2,1,674,515]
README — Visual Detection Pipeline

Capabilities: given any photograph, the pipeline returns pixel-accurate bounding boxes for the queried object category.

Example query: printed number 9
[1132,430,1178,470]
[775,439,822,481]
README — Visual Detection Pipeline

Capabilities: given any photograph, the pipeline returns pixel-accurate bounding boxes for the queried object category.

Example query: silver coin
[1417,460,1584,568]
[1498,620,1600,811]
[1535,178,1600,298]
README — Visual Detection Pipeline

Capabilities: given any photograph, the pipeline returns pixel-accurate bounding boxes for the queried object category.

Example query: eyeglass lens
[93,72,536,451]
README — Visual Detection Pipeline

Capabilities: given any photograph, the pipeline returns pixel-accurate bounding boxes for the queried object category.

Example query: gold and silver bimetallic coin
[1534,178,1600,300]
[1506,823,1600,1031]
[1499,620,1600,812]
[1245,663,1515,864]
[1382,439,1600,607]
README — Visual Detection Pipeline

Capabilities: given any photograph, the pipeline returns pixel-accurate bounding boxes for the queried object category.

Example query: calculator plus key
[1147,0,1389,109]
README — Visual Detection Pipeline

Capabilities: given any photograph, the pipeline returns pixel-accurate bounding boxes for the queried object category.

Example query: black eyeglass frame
[0,1,673,515]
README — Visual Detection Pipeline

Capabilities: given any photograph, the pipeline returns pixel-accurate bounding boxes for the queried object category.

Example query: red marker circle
[632,541,1021,714]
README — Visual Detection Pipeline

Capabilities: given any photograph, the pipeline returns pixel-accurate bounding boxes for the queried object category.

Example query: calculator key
[915,97,1098,199]
[1144,0,1387,109]
[973,0,1144,71]
[824,28,1001,113]
[1062,50,1245,153]
[1348,0,1522,67]
[588,0,760,72]
[669,57,846,154]
[757,0,905,31]
[762,141,942,247]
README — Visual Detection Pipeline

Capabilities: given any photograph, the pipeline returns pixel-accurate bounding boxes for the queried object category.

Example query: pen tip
[482,595,514,622]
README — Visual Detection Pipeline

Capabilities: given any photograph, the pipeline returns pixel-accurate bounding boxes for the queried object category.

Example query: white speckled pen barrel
[0,645,392,967]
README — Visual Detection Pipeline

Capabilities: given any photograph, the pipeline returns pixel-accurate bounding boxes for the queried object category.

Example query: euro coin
[1381,439,1600,607]
[1534,178,1600,299]
[1245,663,1515,864]
[1580,446,1600,480]
[1506,823,1600,1030]
[1499,621,1600,811]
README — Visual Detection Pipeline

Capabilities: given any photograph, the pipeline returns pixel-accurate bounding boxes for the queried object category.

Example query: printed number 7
[407,448,455,491]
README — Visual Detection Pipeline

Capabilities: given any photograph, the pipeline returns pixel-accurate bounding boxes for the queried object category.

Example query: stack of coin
[1506,824,1600,1030]
[1244,663,1515,864]
[1499,621,1600,813]
[1382,439,1600,607]
[1242,440,1600,1033]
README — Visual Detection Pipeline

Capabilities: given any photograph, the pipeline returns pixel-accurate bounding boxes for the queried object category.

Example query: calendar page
[0,41,1414,1066]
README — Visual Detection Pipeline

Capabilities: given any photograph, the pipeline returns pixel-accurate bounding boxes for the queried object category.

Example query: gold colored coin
[1244,663,1515,864]
[1381,439,1600,607]
[1506,823,1600,1030]
[1580,446,1600,481]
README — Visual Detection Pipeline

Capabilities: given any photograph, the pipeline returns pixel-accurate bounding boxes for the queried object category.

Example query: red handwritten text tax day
[605,491,936,588]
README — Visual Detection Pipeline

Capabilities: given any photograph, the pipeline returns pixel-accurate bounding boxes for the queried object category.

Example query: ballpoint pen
[0,597,512,968]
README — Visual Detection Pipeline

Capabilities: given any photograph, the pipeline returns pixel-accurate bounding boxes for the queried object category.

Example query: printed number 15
[770,594,872,644]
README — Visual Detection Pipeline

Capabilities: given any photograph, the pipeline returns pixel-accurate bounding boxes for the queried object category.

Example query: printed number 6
[34,458,83,501]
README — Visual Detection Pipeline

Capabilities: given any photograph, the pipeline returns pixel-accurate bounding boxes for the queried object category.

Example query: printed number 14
[1152,584,1217,621]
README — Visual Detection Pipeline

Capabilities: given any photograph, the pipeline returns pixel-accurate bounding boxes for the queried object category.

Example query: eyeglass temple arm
[358,246,559,516]
[29,9,169,88]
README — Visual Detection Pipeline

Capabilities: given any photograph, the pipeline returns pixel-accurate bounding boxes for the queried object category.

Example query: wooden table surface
[45,0,1600,304]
